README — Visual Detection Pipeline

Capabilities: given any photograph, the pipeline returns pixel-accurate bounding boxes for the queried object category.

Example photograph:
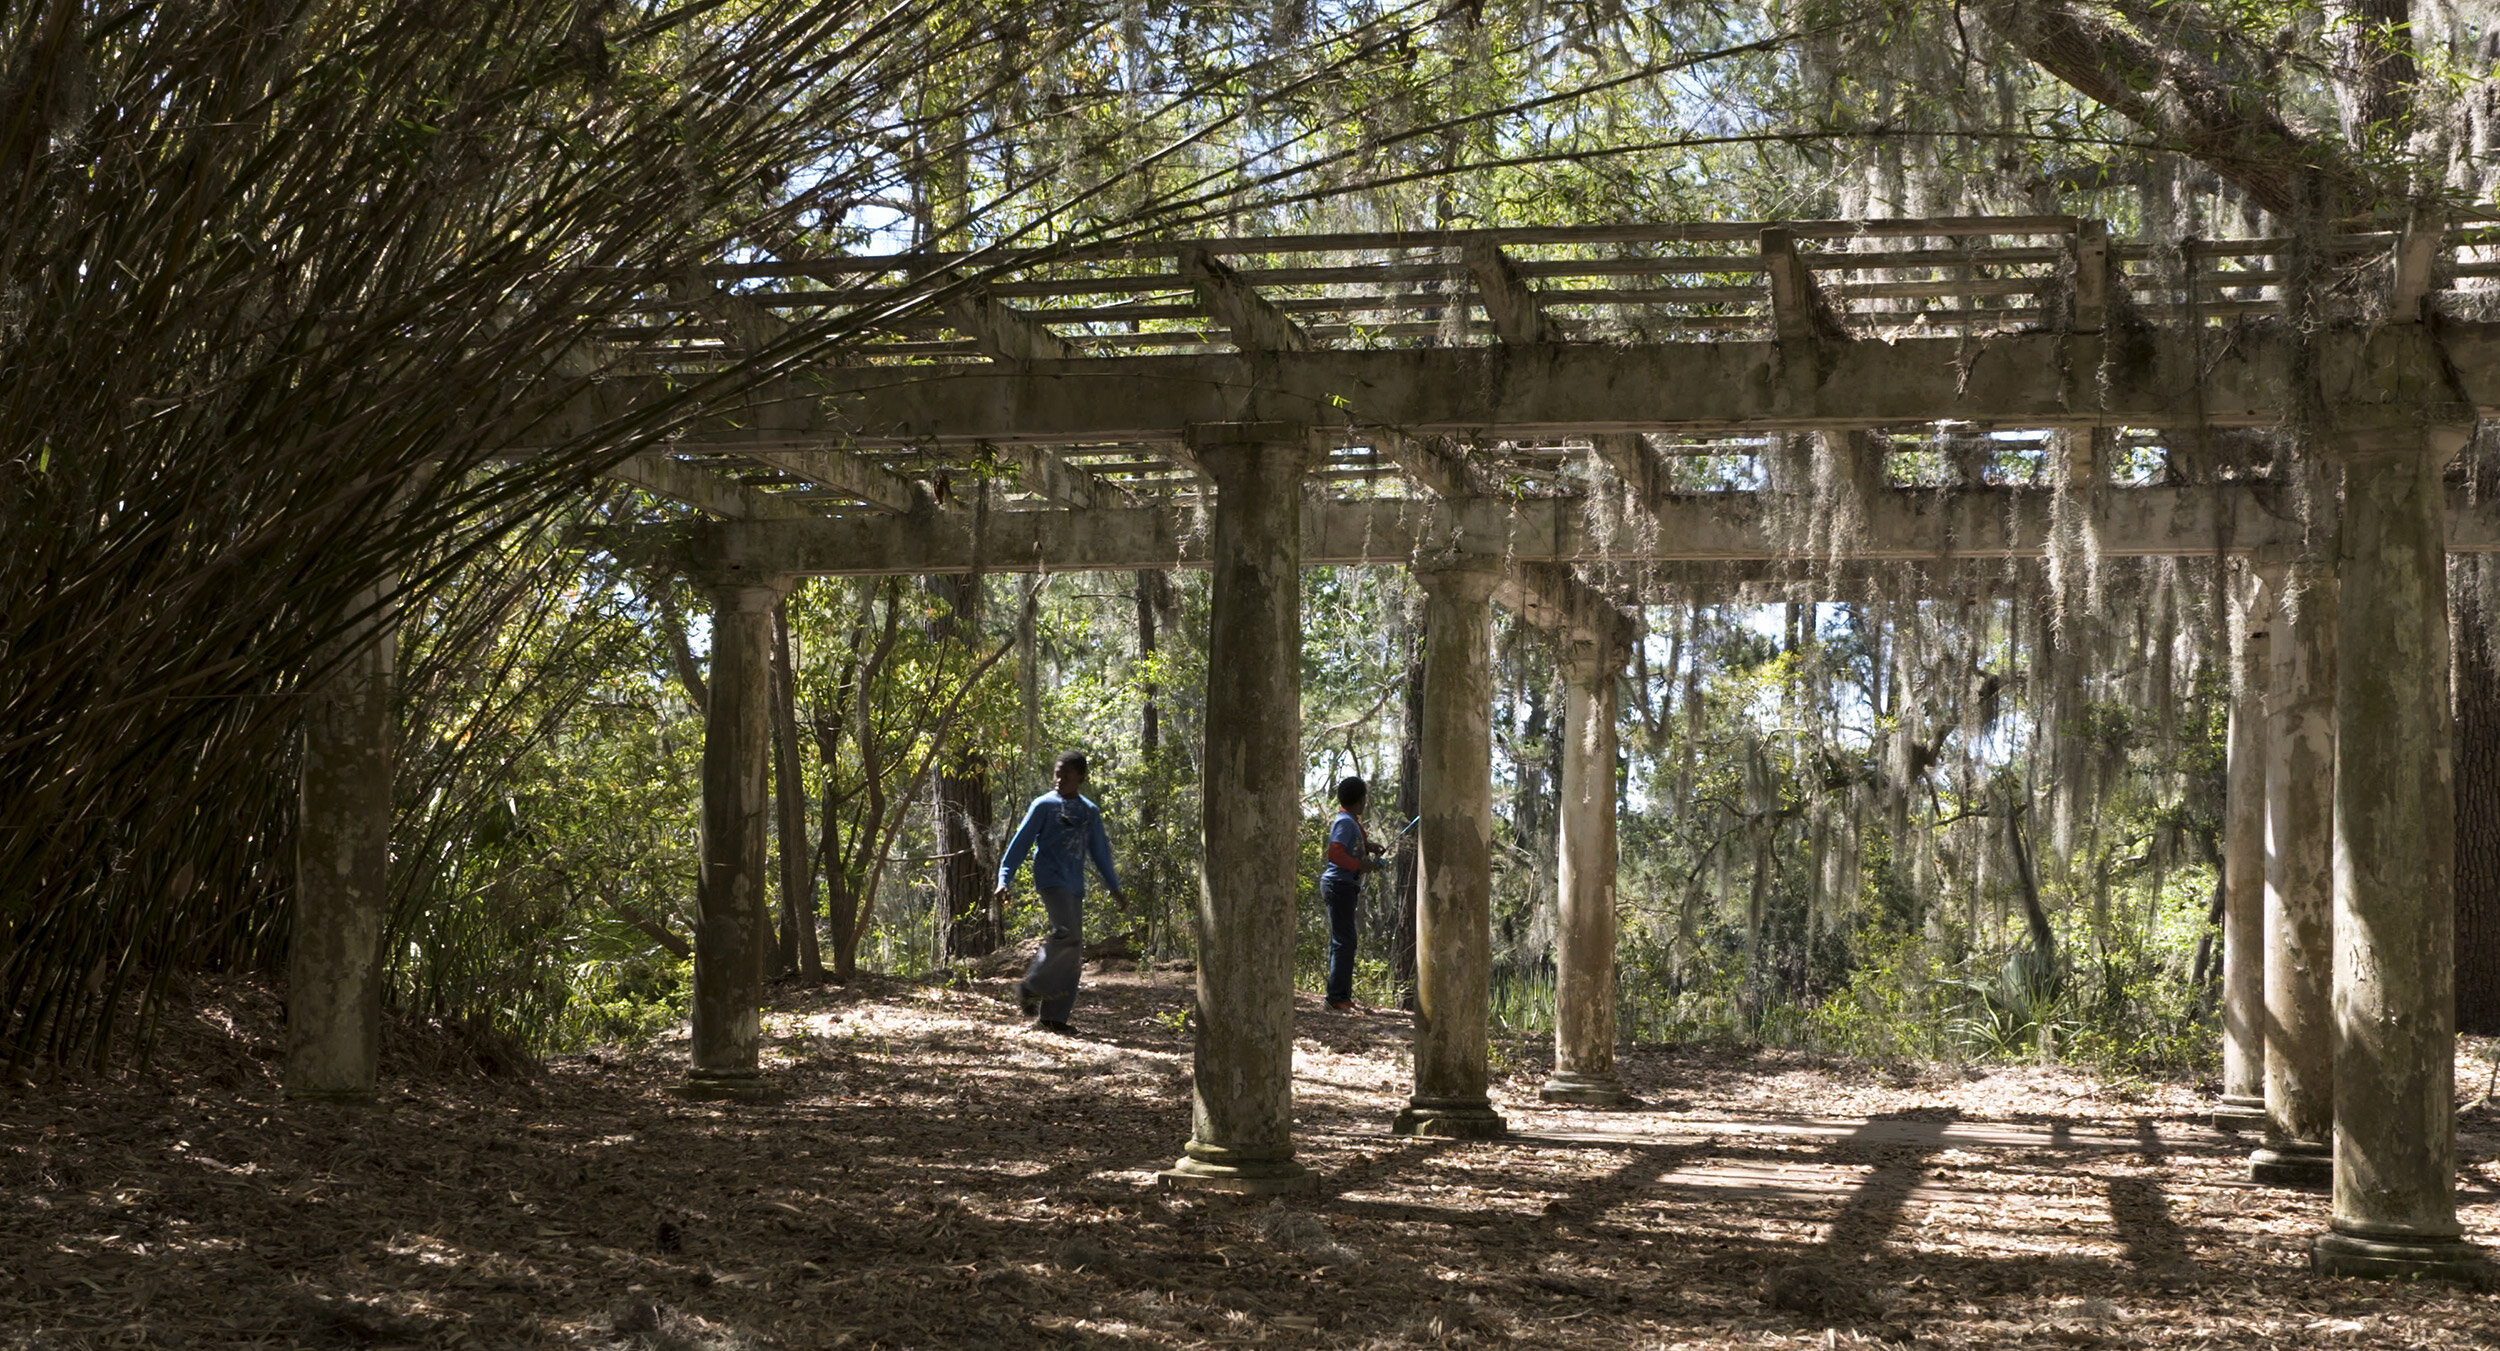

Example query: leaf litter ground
[5,969,2498,1349]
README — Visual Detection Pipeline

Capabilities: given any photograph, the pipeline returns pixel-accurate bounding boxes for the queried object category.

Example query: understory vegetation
[386,522,2236,1085]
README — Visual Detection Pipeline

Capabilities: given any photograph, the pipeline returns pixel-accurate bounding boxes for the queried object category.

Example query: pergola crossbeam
[616,483,2500,582]
[1182,248,1313,353]
[601,452,815,520]
[578,324,2490,451]
[945,278,1081,362]
[1464,242,1551,344]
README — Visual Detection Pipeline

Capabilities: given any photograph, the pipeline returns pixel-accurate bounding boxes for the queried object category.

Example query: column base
[1160,1143,1316,1195]
[672,1070,779,1103]
[1538,1072,1633,1107]
[2249,1141,2332,1187]
[2210,1095,2268,1132]
[2312,1231,2492,1285]
[1393,1097,1508,1138]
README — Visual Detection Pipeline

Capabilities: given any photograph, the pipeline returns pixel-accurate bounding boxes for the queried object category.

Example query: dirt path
[4,971,2495,1349]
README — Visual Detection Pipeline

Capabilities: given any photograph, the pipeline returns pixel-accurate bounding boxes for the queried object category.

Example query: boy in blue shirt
[1319,775,1389,1012]
[995,750,1124,1033]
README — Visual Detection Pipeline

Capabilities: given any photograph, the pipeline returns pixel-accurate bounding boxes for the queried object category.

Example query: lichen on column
[1395,558,1506,1139]
[1162,423,1316,1194]
[2255,554,2335,1187]
[1543,632,1632,1108]
[2313,411,2488,1282]
[681,578,783,1102]
[2215,566,2270,1132]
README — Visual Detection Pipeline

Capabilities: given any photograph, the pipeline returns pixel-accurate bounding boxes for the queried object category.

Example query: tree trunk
[929,574,996,959]
[2453,558,2500,1034]
[1391,607,1426,1006]
[1135,569,1169,950]
[652,581,708,711]
[771,595,822,980]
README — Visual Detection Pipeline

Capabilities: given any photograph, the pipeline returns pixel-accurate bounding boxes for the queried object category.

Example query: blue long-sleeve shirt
[997,792,1121,897]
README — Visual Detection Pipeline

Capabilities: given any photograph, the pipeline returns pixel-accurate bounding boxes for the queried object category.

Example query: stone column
[2254,557,2335,1185]
[1542,631,1632,1107]
[1162,423,1316,1194]
[681,579,781,1101]
[286,580,398,1102]
[2313,414,2488,1281]
[2214,569,2272,1131]
[1395,560,1506,1138]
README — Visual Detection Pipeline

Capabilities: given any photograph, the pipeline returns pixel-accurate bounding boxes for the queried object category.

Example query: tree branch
[1969,0,2384,219]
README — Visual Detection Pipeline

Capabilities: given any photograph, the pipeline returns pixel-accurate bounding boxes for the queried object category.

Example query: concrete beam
[602,453,815,520]
[660,280,928,512]
[2069,220,2111,335]
[1366,429,1474,497]
[1368,432,1632,647]
[1499,562,1637,654]
[945,279,1080,361]
[539,323,2500,450]
[941,273,1127,507]
[1464,242,1551,344]
[1762,227,1847,344]
[996,444,1130,509]
[1591,433,1668,503]
[613,483,2456,582]
[1182,249,1312,353]
[737,448,923,514]
[659,331,2284,445]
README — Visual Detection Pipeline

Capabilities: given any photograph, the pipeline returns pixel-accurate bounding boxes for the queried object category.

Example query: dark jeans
[1021,886,1083,1022]
[1322,876,1361,1004]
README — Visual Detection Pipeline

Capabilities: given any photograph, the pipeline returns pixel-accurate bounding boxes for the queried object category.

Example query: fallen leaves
[2,978,2496,1348]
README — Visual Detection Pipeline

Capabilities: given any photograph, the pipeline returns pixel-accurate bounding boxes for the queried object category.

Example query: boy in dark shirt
[996,750,1125,1033]
[1318,775,1388,1012]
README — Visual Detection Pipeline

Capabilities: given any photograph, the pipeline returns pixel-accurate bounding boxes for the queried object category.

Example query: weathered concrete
[1162,424,1317,1194]
[547,323,2500,451]
[630,485,2500,585]
[286,582,398,1103]
[1500,560,1638,655]
[681,581,781,1102]
[2253,558,2336,1186]
[2313,415,2490,1283]
[558,328,2350,448]
[1396,560,1507,1139]
[604,453,815,521]
[1542,634,1632,1107]
[2215,570,2272,1132]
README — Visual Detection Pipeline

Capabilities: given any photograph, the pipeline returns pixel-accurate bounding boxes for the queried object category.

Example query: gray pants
[1020,886,1083,1022]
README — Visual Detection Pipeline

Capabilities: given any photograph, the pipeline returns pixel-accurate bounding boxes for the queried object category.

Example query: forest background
[8,0,2500,1082]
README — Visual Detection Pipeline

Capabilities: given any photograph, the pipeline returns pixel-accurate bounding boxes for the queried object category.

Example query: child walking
[996,750,1125,1033]
[1319,775,1389,1013]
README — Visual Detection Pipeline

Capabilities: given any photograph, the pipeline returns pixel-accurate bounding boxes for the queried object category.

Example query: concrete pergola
[295,215,2500,1282]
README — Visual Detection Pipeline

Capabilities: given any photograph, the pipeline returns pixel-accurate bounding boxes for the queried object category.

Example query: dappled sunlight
[4,973,2496,1347]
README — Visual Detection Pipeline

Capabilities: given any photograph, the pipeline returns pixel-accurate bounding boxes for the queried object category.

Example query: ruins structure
[293,217,2496,1279]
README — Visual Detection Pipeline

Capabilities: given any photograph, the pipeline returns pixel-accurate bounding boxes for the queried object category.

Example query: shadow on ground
[3,973,2496,1348]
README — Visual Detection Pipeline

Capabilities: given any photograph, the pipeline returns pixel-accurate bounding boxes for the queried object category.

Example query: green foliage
[387,508,706,1054]
[555,954,693,1049]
